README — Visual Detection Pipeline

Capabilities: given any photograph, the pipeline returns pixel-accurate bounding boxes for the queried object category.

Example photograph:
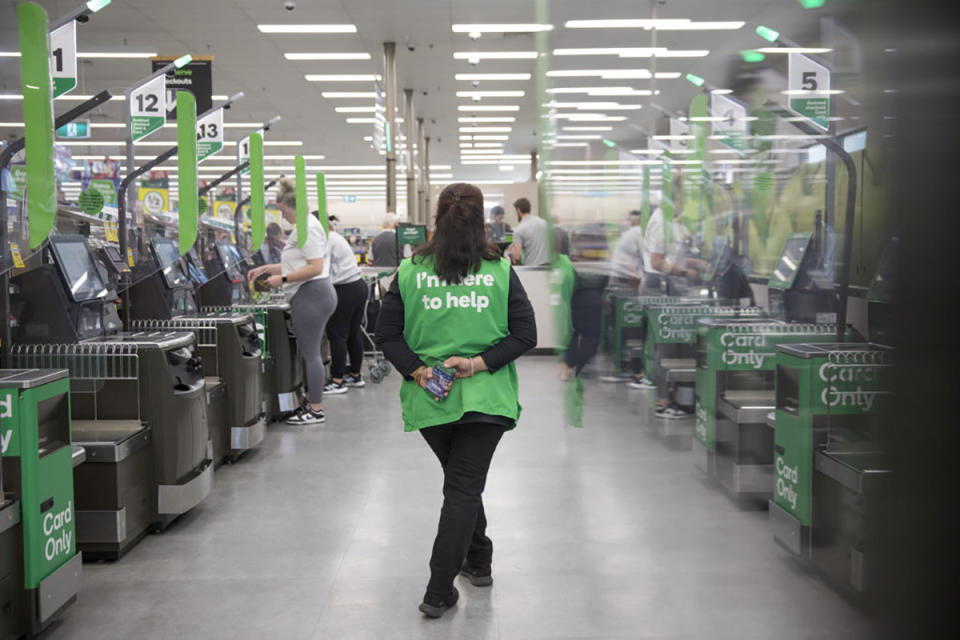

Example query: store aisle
[45,357,875,640]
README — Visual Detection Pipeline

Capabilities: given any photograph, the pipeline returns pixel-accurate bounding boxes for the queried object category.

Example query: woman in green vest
[376,183,537,618]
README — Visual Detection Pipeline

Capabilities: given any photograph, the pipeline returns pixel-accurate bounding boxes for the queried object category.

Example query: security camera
[407,44,416,52]
[472,81,480,88]
[284,1,296,10]
[472,95,481,102]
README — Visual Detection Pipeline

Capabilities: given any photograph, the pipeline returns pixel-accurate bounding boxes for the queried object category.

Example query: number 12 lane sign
[196,108,224,163]
[130,75,166,142]
[49,21,77,98]
[788,53,831,131]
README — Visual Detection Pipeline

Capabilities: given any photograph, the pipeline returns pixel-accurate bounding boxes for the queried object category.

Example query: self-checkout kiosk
[0,369,82,637]
[9,235,212,559]
[127,237,265,464]
[191,240,303,421]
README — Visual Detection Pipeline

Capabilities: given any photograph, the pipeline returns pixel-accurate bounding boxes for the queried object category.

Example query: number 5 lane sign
[196,108,224,163]
[49,21,77,98]
[130,75,166,143]
[788,53,831,131]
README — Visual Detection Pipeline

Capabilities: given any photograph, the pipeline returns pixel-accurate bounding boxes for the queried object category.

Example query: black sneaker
[460,561,493,587]
[323,380,348,395]
[418,587,459,618]
[344,374,366,388]
[285,406,325,425]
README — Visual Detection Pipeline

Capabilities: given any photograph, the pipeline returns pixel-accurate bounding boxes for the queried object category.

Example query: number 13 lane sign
[196,108,224,163]
[130,75,166,142]
[49,21,77,98]
[788,53,831,131]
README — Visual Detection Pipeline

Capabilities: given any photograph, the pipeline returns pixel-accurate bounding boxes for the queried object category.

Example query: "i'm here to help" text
[416,272,494,313]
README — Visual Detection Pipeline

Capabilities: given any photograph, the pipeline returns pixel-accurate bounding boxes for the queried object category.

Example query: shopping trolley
[359,267,396,383]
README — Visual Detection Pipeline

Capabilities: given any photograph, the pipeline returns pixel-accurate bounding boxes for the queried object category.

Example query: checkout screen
[154,240,191,287]
[769,234,811,290]
[186,249,208,285]
[53,240,109,302]
[218,242,245,281]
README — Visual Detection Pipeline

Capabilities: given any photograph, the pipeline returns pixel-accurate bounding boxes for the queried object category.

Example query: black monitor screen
[153,239,190,288]
[186,249,208,285]
[51,237,109,302]
[768,233,811,290]
[867,237,897,303]
[217,242,245,281]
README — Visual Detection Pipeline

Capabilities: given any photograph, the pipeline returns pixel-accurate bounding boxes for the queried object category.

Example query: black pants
[565,287,603,374]
[420,422,507,595]
[327,278,368,379]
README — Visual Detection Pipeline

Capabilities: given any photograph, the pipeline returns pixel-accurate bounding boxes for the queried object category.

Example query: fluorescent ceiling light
[306,74,379,82]
[258,24,357,33]
[457,117,516,123]
[459,127,512,133]
[547,87,654,96]
[553,48,708,58]
[782,89,845,95]
[453,52,538,60]
[457,105,520,112]
[565,19,744,30]
[547,142,589,148]
[81,52,158,59]
[452,24,553,33]
[345,118,377,124]
[284,52,371,60]
[473,142,504,148]
[455,73,531,81]
[472,135,509,141]
[755,47,832,54]
[547,160,660,166]
[456,91,524,98]
[549,114,627,122]
[544,101,642,111]
[322,92,378,98]
[547,69,649,79]
[563,126,613,131]
[335,106,377,113]
[710,89,734,95]
[556,134,602,140]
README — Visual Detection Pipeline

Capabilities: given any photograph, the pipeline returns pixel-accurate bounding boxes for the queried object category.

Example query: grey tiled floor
[44,356,876,639]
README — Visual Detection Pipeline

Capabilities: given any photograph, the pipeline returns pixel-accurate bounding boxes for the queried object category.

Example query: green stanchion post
[316,173,328,233]
[295,155,307,248]
[177,91,198,255]
[249,133,265,250]
[18,3,56,249]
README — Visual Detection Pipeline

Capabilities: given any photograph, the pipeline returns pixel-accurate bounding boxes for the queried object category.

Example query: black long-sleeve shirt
[375,266,537,379]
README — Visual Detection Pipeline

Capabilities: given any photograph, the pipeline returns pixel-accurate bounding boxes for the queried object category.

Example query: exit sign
[56,121,90,139]
[342,194,357,203]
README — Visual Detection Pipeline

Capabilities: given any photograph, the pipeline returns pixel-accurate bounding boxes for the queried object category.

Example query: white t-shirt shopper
[327,230,362,286]
[642,207,691,277]
[281,214,330,296]
[610,225,646,280]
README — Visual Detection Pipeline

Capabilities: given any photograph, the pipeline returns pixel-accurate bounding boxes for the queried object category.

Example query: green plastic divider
[316,173,328,233]
[250,132,265,250]
[295,155,307,248]
[642,165,651,229]
[177,91,198,255]
[18,3,56,249]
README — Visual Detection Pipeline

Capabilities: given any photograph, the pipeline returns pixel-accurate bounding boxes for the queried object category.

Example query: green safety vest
[397,256,521,431]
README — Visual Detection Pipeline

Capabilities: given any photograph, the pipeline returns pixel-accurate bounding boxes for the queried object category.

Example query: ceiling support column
[404,88,417,223]
[383,42,398,214]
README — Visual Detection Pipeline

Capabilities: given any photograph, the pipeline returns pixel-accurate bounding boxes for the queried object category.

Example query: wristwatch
[281,275,288,283]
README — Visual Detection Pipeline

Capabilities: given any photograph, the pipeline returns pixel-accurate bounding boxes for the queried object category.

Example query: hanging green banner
[295,155,307,248]
[177,91,198,255]
[316,173,328,232]
[19,2,56,249]
[49,20,77,98]
[250,132,265,250]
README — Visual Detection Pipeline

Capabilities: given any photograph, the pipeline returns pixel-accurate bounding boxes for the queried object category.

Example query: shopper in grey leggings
[247,178,337,424]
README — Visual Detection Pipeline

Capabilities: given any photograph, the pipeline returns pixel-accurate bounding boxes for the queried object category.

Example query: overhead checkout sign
[238,129,262,175]
[788,53,831,131]
[129,74,166,142]
[49,20,77,98]
[711,93,749,153]
[196,107,223,162]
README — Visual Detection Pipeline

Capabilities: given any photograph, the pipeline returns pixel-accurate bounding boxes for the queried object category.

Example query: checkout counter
[127,237,265,465]
[0,368,82,638]
[10,235,212,558]
[192,240,303,420]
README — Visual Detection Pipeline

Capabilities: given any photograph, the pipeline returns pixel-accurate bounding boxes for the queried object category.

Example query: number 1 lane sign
[49,21,77,98]
[196,108,224,163]
[788,53,831,131]
[130,75,166,143]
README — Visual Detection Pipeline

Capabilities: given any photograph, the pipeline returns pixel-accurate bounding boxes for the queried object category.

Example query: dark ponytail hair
[414,182,501,284]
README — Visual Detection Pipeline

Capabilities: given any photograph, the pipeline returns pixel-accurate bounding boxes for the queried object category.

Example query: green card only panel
[18,2,57,249]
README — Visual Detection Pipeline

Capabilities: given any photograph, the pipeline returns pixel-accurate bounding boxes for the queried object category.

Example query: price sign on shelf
[711,93,749,153]
[129,75,166,142]
[788,53,831,131]
[196,108,224,162]
[49,21,77,98]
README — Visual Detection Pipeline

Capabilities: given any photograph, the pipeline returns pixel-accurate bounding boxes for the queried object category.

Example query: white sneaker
[627,377,655,390]
[285,406,326,424]
[324,381,348,395]
[344,375,366,388]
